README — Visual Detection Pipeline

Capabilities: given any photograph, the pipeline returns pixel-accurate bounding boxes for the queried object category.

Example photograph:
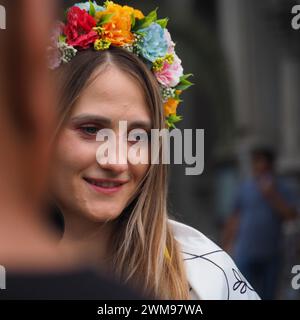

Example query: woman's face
[51,65,151,222]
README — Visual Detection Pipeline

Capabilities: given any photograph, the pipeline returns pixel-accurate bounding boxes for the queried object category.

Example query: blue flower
[136,23,168,62]
[74,2,104,13]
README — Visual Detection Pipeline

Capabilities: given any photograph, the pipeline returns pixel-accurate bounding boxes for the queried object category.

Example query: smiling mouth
[83,177,127,194]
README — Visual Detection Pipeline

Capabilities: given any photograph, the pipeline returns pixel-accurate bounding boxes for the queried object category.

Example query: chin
[84,204,124,223]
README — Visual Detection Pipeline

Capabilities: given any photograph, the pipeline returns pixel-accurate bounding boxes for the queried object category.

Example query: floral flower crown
[49,1,193,128]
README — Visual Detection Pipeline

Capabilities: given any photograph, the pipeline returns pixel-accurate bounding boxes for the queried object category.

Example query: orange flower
[95,3,144,46]
[123,5,144,20]
[164,98,179,117]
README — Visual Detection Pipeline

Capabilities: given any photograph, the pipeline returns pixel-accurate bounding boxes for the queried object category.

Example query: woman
[0,0,139,300]
[49,1,260,300]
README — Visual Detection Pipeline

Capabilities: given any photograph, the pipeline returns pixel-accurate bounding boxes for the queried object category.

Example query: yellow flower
[153,57,165,72]
[93,26,104,35]
[94,39,111,50]
[165,53,174,64]
[153,54,175,72]
[164,98,179,117]
[95,3,144,46]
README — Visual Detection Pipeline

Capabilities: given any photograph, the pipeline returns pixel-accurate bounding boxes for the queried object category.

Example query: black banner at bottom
[0,300,298,319]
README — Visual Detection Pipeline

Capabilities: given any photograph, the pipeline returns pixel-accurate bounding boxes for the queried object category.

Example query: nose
[96,133,129,174]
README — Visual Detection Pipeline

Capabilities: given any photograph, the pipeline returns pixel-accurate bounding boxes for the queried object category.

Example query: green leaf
[166,121,174,129]
[59,35,67,43]
[156,18,169,28]
[89,0,96,17]
[132,8,158,31]
[166,114,183,129]
[98,13,115,26]
[147,7,158,22]
[176,83,194,91]
[176,74,194,91]
[135,30,146,37]
[181,79,193,86]
[180,73,193,81]
[63,9,69,22]
[132,19,146,32]
[169,114,183,122]
[131,13,136,28]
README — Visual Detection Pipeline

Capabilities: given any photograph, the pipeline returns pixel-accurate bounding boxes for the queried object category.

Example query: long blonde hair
[55,47,189,299]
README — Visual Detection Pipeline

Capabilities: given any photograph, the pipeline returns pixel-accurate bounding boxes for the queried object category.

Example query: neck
[60,209,114,270]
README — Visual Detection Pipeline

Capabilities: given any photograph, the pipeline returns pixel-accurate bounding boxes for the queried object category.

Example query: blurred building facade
[218,0,300,182]
[166,0,300,241]
[216,0,300,300]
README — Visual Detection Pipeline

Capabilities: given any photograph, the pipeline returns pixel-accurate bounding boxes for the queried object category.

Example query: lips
[83,177,128,194]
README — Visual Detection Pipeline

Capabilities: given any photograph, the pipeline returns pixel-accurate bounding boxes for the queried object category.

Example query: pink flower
[47,22,65,70]
[47,46,62,70]
[50,21,65,45]
[164,29,175,53]
[155,54,183,87]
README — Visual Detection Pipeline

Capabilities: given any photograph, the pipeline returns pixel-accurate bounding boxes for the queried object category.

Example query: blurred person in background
[222,147,298,299]
[0,0,141,299]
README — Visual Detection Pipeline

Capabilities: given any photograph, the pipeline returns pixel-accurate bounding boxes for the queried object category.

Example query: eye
[79,125,99,136]
[128,131,151,144]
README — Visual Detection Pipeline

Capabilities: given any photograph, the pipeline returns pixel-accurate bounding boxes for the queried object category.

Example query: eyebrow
[70,114,152,130]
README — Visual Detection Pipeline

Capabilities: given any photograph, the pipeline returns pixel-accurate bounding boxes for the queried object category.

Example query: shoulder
[168,219,261,300]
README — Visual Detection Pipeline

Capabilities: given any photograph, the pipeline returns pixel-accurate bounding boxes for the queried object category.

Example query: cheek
[53,130,97,180]
[130,163,149,185]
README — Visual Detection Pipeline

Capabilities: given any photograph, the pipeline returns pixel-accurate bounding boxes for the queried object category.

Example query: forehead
[71,65,151,126]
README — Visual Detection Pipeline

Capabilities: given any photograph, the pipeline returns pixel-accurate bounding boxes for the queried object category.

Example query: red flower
[64,6,98,49]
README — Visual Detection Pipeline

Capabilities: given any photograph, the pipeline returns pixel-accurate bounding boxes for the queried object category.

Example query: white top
[169,219,261,300]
